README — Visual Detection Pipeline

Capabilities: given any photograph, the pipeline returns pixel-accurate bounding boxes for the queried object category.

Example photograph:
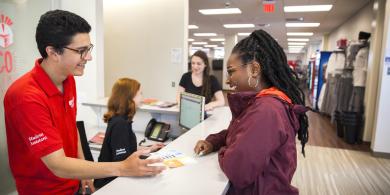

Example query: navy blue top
[94,115,137,188]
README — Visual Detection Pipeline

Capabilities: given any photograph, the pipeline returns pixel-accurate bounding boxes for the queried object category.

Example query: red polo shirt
[4,59,79,195]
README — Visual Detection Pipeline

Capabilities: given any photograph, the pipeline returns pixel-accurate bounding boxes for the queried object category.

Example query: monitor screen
[179,92,205,130]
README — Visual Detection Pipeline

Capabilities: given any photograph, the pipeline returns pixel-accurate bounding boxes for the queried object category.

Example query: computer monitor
[179,92,205,130]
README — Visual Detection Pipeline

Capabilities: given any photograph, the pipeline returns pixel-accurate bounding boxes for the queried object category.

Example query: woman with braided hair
[194,29,309,195]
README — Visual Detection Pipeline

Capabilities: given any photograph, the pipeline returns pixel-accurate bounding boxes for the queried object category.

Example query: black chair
[76,121,94,162]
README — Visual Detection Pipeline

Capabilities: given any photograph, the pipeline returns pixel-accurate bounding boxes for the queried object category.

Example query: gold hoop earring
[248,77,259,88]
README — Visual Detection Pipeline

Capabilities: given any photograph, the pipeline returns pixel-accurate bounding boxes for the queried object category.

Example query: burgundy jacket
[206,91,306,195]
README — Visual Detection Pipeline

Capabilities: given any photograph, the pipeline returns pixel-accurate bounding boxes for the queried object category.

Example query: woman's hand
[194,140,214,155]
[205,104,214,111]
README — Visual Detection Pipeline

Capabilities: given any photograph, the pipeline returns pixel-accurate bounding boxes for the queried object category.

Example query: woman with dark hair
[177,50,225,111]
[194,30,309,195]
[94,78,164,188]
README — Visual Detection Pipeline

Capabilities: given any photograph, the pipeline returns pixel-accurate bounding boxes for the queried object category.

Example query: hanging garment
[317,83,326,111]
[347,86,366,142]
[321,74,338,116]
[346,41,364,69]
[335,74,353,113]
[348,87,365,113]
[352,47,369,87]
[326,52,346,77]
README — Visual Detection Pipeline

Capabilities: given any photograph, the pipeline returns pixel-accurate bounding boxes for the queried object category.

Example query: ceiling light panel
[287,38,309,42]
[199,8,242,15]
[224,24,255,28]
[287,32,314,36]
[204,45,218,47]
[286,23,320,27]
[194,33,217,36]
[188,25,199,29]
[284,5,333,12]
[237,32,251,36]
[210,38,225,41]
[288,42,307,45]
[192,42,208,45]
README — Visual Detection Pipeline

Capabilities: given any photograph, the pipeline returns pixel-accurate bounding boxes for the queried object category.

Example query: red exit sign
[263,0,276,13]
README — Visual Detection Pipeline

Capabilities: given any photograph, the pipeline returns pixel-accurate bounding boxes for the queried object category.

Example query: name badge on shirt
[115,148,127,156]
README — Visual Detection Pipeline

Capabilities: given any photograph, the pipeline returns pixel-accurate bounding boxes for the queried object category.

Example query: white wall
[371,0,390,154]
[364,0,386,142]
[103,0,188,101]
[59,0,105,126]
[0,1,52,194]
[222,34,237,90]
[327,1,374,50]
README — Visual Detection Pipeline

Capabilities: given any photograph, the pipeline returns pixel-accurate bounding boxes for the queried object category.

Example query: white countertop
[82,97,179,114]
[93,106,232,195]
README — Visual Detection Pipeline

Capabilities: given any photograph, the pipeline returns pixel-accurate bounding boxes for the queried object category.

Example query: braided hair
[232,29,309,156]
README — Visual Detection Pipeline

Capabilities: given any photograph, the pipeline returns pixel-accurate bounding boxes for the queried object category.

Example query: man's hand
[119,149,166,177]
[149,143,165,152]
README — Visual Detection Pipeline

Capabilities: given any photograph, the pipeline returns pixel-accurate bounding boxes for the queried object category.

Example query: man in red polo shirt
[3,10,165,195]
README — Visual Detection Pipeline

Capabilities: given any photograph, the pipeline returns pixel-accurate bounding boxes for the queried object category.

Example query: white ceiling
[189,0,371,49]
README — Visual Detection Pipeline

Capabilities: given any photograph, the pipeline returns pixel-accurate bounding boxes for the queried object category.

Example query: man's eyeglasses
[63,44,94,59]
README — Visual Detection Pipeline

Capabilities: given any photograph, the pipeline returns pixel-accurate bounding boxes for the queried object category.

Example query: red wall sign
[0,13,14,74]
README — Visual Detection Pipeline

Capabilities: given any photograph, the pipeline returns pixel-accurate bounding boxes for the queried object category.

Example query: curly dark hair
[35,10,91,58]
[232,29,309,156]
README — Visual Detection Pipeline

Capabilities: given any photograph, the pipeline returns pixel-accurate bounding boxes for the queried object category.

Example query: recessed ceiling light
[287,38,309,42]
[199,8,241,15]
[191,46,203,49]
[287,32,313,36]
[288,45,305,48]
[188,38,195,42]
[222,42,225,45]
[210,38,225,41]
[192,42,208,45]
[284,5,333,12]
[288,42,306,45]
[224,24,255,28]
[288,49,302,52]
[237,32,251,36]
[288,51,304,53]
[286,23,320,27]
[289,48,303,50]
[188,25,199,29]
[194,33,217,37]
[204,45,218,47]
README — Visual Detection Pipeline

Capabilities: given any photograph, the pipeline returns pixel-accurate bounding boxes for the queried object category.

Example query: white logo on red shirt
[69,97,74,108]
[28,133,48,146]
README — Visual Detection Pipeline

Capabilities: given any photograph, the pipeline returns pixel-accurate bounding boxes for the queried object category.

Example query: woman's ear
[250,61,261,77]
